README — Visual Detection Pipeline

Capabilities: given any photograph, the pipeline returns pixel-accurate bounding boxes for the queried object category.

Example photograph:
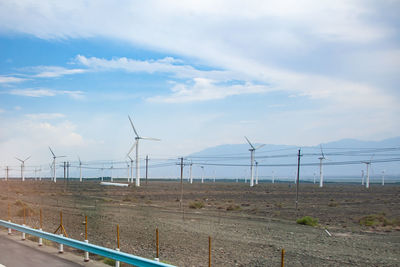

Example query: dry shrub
[328,201,339,207]
[189,201,204,209]
[296,216,319,227]
[359,213,400,227]
[15,200,35,217]
[16,205,35,217]
[226,204,241,211]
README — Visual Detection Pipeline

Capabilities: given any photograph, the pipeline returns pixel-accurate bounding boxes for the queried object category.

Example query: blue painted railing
[0,220,175,267]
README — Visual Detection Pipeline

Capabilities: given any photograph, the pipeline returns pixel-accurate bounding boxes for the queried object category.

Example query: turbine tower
[127,155,134,183]
[15,156,30,181]
[110,161,114,182]
[362,161,371,188]
[255,161,259,185]
[244,136,265,187]
[362,156,373,189]
[49,147,65,183]
[127,115,161,187]
[78,156,83,182]
[125,160,130,181]
[189,161,193,184]
[318,145,326,188]
[381,170,385,186]
[361,170,364,185]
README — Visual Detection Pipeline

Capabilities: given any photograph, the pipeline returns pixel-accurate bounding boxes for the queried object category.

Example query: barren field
[0,180,399,266]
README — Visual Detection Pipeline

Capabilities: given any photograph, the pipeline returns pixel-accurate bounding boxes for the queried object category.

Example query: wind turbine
[15,156,31,181]
[244,136,265,187]
[49,147,65,183]
[110,161,114,182]
[78,156,83,182]
[189,161,193,184]
[125,160,130,182]
[381,170,385,186]
[127,115,160,187]
[361,170,364,186]
[38,166,42,181]
[200,166,204,183]
[362,155,374,189]
[127,155,134,183]
[318,145,327,188]
[255,161,259,185]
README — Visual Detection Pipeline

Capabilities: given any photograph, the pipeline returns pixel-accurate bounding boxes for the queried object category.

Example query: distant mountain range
[185,137,400,182]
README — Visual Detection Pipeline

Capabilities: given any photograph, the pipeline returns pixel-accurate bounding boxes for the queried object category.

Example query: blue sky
[0,0,399,169]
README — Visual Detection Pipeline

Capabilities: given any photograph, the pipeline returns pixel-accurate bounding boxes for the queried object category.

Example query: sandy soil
[0,180,399,266]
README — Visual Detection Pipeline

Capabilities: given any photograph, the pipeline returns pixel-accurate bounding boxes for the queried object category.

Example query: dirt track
[0,180,399,266]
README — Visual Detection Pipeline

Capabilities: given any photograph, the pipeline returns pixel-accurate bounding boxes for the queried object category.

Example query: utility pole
[180,157,184,208]
[63,162,66,180]
[145,155,149,185]
[189,161,193,184]
[295,149,301,212]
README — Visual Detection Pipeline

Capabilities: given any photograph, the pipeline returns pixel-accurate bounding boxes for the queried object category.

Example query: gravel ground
[0,180,399,266]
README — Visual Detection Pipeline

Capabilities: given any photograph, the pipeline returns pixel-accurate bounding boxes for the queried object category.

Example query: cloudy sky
[0,0,399,167]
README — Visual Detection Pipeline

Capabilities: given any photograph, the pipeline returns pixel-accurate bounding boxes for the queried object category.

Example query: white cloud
[0,76,26,83]
[9,88,84,99]
[75,55,233,80]
[26,113,65,120]
[30,66,87,78]
[148,78,272,103]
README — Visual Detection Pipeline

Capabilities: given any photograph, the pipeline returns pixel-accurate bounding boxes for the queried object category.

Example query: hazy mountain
[187,137,400,182]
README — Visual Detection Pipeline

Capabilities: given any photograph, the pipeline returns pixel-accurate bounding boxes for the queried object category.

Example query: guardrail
[0,219,175,267]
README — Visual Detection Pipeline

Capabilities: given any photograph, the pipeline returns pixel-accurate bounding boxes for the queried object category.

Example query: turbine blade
[127,141,137,156]
[128,115,139,137]
[24,156,31,162]
[127,155,133,161]
[58,155,67,158]
[244,136,255,149]
[255,144,265,150]
[140,137,161,141]
[15,157,23,162]
[49,146,56,157]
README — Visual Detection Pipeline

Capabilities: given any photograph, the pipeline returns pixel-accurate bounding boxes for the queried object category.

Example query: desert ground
[0,179,399,266]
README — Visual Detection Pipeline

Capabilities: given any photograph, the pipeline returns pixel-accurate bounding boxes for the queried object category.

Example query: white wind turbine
[255,161,259,185]
[110,161,114,182]
[49,147,65,183]
[125,160,130,182]
[189,161,193,184]
[318,145,327,188]
[381,170,385,186]
[127,155,134,183]
[362,155,374,189]
[361,170,364,186]
[127,115,160,187]
[244,136,265,187]
[15,156,31,181]
[78,156,83,182]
